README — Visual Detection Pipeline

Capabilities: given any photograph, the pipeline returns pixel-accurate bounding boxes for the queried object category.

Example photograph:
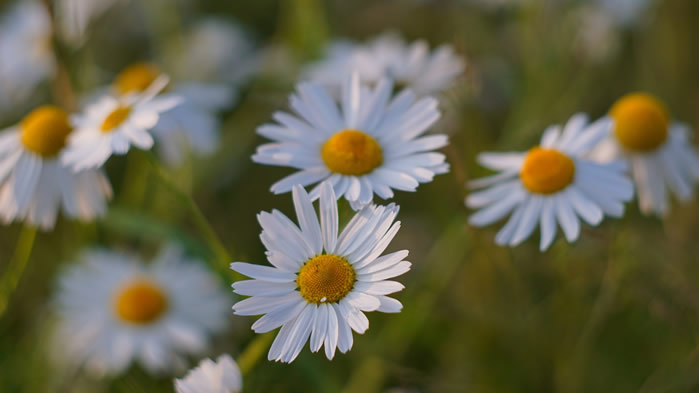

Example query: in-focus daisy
[0,106,112,230]
[231,182,410,363]
[306,33,465,96]
[174,354,242,393]
[467,114,634,251]
[253,72,449,207]
[591,93,699,216]
[110,62,235,166]
[54,244,230,376]
[0,1,55,113]
[62,71,180,170]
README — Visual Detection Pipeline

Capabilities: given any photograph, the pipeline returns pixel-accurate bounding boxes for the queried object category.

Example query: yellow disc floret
[297,254,356,304]
[520,147,576,194]
[114,63,161,95]
[114,279,169,325]
[101,106,131,132]
[321,129,383,176]
[610,92,669,152]
[20,106,73,158]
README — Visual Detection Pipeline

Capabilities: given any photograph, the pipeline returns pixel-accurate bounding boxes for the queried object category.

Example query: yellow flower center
[101,106,132,132]
[114,280,169,325]
[20,106,72,158]
[114,63,161,95]
[520,147,576,194]
[610,93,669,152]
[321,129,383,176]
[297,254,356,304]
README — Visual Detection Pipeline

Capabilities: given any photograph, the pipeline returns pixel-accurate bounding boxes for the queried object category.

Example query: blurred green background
[1,0,699,392]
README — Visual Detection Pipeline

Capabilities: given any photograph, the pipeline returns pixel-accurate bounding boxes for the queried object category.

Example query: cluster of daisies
[2,4,699,392]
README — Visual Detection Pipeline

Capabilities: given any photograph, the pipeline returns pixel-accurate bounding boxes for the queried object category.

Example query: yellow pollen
[114,63,161,95]
[114,280,169,325]
[20,106,73,158]
[321,129,383,176]
[520,147,576,194]
[297,254,356,304]
[101,106,131,132]
[610,93,669,152]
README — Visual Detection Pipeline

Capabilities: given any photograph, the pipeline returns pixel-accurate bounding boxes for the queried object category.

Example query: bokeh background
[1,0,699,392]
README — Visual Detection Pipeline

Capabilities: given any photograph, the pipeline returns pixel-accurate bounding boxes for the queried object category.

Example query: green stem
[145,154,241,280]
[0,225,38,318]
[237,332,275,376]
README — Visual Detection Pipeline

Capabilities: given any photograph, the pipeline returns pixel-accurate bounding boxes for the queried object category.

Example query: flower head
[467,114,634,251]
[0,105,112,229]
[53,244,230,376]
[591,92,699,216]
[231,182,410,363]
[253,73,449,207]
[174,354,242,393]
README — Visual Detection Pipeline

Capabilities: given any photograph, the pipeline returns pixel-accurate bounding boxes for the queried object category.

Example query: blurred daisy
[174,354,242,393]
[0,1,55,112]
[54,244,230,376]
[166,17,259,85]
[231,183,410,363]
[111,63,235,166]
[62,72,180,170]
[307,33,465,96]
[54,0,125,45]
[467,114,634,251]
[0,106,112,230]
[253,73,449,207]
[591,93,699,216]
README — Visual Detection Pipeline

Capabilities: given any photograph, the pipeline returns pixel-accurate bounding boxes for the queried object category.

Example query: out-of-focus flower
[573,4,620,63]
[231,183,409,363]
[174,354,242,393]
[53,0,125,45]
[253,73,449,208]
[108,63,235,166]
[0,1,55,114]
[306,33,465,96]
[166,17,259,85]
[591,93,699,216]
[53,244,231,376]
[595,0,653,27]
[62,72,180,170]
[0,106,112,230]
[467,114,633,251]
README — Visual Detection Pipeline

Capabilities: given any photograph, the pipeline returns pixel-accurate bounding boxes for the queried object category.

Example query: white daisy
[591,93,699,216]
[231,182,410,363]
[62,72,181,170]
[0,106,112,230]
[109,62,235,166]
[53,244,231,376]
[466,113,634,251]
[253,72,449,207]
[306,33,465,96]
[174,354,242,393]
[0,1,55,113]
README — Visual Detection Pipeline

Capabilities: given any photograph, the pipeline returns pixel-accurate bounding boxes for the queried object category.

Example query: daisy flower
[174,354,242,393]
[253,72,449,207]
[231,182,410,363]
[306,33,465,96]
[53,244,230,376]
[0,105,112,230]
[0,1,55,112]
[62,71,180,170]
[591,93,699,216]
[109,62,235,166]
[467,114,634,251]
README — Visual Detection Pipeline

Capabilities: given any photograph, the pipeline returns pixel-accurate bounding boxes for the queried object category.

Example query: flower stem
[0,225,38,318]
[237,332,275,376]
[144,154,241,280]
